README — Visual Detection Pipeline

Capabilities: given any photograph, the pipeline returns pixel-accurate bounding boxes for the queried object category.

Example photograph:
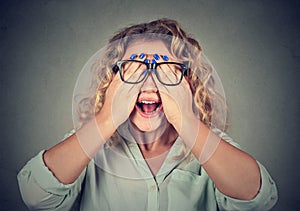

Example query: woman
[17,19,277,210]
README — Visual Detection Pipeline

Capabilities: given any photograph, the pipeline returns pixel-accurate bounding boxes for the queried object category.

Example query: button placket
[146,179,159,211]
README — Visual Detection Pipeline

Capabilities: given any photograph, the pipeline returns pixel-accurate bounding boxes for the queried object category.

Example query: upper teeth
[139,100,156,104]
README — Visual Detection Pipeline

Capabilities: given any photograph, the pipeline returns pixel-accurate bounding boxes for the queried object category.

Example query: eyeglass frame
[112,60,189,86]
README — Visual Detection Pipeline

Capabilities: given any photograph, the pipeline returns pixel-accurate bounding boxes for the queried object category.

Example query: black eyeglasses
[112,60,188,86]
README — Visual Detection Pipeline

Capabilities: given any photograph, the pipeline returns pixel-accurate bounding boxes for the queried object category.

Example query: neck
[129,120,178,154]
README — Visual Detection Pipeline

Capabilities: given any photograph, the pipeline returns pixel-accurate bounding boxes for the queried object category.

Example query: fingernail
[139,53,145,59]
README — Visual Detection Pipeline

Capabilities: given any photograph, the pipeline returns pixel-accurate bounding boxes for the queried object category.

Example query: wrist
[95,110,116,141]
[178,114,201,149]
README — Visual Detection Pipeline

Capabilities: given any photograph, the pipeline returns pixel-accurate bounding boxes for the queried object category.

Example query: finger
[110,86,136,128]
[155,80,169,94]
[110,73,123,86]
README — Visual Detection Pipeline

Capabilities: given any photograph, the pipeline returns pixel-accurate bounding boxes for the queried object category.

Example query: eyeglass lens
[120,61,183,85]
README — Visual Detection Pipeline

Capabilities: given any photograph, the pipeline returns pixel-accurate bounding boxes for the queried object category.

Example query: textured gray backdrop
[1,0,299,210]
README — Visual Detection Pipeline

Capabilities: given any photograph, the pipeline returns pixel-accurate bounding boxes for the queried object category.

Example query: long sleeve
[17,129,86,210]
[17,150,86,210]
[215,161,278,211]
[212,128,278,210]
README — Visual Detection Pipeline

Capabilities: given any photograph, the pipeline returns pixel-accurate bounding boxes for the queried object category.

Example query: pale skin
[43,40,261,201]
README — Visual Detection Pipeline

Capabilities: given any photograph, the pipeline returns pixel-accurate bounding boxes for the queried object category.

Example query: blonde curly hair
[76,18,227,132]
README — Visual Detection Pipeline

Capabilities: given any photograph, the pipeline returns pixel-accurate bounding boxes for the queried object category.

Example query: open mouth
[135,99,162,117]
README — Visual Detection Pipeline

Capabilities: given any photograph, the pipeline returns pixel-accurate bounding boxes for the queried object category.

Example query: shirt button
[22,170,28,176]
[150,185,157,191]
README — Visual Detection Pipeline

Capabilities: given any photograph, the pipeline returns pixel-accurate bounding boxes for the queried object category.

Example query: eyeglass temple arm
[112,65,119,73]
[182,61,190,76]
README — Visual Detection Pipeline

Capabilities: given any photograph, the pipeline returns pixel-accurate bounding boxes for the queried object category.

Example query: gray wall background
[1,0,299,210]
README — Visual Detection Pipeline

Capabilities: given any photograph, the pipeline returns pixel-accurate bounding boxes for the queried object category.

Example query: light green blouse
[17,128,277,211]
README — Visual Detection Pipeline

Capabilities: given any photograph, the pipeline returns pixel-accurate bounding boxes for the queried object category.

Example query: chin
[129,109,167,132]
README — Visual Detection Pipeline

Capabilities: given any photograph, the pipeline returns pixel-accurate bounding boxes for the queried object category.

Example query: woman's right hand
[97,73,142,131]
[77,74,141,158]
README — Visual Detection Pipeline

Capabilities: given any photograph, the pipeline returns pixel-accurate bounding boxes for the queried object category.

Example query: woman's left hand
[156,78,200,148]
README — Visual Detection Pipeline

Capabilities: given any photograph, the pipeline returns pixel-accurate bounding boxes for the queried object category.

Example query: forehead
[123,40,171,59]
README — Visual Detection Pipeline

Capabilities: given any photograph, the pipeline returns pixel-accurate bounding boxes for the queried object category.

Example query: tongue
[142,104,157,113]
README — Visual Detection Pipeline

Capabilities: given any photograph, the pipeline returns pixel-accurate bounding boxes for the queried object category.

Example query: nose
[140,71,158,92]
